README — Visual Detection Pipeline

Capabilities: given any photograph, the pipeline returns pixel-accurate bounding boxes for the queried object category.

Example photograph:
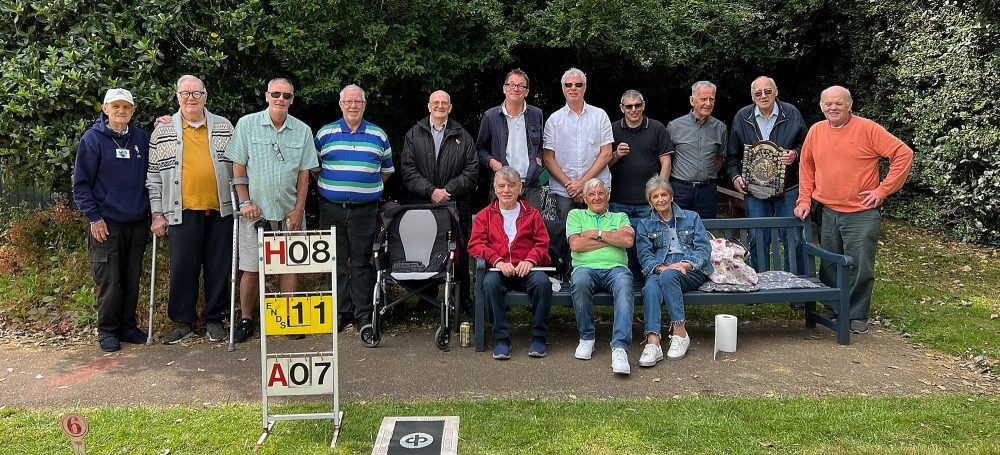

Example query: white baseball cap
[103,88,135,105]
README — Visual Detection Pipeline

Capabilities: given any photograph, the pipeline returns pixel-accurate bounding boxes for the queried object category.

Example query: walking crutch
[227,177,248,352]
[146,234,157,345]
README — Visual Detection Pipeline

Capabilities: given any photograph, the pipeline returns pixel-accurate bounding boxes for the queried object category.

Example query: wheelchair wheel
[435,325,450,351]
[359,323,380,348]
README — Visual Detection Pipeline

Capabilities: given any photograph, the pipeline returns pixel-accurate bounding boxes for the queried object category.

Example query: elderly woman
[636,176,713,364]
[468,166,552,360]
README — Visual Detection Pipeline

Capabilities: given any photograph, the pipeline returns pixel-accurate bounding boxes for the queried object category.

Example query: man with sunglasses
[476,68,546,210]
[224,78,319,343]
[609,89,674,280]
[725,76,808,270]
[147,75,235,344]
[666,81,728,219]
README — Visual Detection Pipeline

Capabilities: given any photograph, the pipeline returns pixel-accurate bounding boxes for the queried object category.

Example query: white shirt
[500,204,521,246]
[542,103,614,197]
[502,103,530,181]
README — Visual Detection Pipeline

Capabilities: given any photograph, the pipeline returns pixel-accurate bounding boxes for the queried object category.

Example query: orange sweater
[796,115,913,213]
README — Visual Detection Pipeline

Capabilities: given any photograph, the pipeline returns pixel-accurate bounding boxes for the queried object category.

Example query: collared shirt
[610,116,674,203]
[180,118,220,210]
[314,118,394,204]
[542,103,614,197]
[565,207,630,269]
[502,102,530,180]
[666,112,728,182]
[430,119,446,159]
[224,110,319,220]
[754,103,780,141]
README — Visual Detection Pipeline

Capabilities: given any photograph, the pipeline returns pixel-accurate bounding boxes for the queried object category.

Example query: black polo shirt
[610,117,674,203]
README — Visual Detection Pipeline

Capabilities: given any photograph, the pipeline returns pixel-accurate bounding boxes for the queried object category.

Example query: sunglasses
[752,89,774,98]
[563,82,585,88]
[269,91,294,100]
[621,103,643,110]
[272,143,284,161]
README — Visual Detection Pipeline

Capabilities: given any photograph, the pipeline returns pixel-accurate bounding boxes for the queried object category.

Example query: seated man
[468,166,552,360]
[567,178,635,375]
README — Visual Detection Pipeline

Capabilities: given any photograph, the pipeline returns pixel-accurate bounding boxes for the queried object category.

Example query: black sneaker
[99,333,121,352]
[850,319,869,334]
[233,318,254,343]
[119,327,148,344]
[163,325,195,344]
[205,322,227,342]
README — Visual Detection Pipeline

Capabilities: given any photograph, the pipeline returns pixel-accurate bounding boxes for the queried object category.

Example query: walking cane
[228,178,248,352]
[146,234,157,345]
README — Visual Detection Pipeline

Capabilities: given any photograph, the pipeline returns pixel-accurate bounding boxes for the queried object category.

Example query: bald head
[428,90,452,126]
[819,85,853,127]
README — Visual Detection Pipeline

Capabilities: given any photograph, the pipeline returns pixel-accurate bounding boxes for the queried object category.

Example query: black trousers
[318,199,378,324]
[90,219,149,335]
[166,210,233,325]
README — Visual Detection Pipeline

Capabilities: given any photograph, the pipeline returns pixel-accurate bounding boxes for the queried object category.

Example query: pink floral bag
[707,235,758,285]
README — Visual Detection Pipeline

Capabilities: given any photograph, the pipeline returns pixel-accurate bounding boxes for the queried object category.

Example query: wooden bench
[472,216,855,352]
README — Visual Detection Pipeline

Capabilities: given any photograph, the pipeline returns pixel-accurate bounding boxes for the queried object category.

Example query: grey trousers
[820,206,881,321]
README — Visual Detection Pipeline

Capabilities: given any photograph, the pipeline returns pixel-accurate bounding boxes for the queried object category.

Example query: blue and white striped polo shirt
[314,118,394,203]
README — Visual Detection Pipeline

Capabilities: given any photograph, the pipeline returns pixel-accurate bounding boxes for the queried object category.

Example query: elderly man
[73,88,151,352]
[476,68,546,210]
[725,76,808,270]
[793,86,913,335]
[147,75,235,345]
[315,84,394,336]
[567,178,635,375]
[609,89,674,279]
[401,90,478,309]
[225,78,319,343]
[666,81,728,219]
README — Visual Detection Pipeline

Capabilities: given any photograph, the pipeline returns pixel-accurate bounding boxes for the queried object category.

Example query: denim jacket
[636,202,713,277]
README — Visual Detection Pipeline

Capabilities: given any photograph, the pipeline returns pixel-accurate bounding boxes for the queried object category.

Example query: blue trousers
[744,188,804,271]
[608,201,650,282]
[483,270,552,341]
[641,269,707,337]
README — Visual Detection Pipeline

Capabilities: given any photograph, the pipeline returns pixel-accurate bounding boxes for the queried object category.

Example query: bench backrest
[702,217,815,276]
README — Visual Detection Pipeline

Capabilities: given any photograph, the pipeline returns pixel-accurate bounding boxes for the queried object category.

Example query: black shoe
[99,333,121,352]
[233,318,254,343]
[119,327,148,344]
[337,316,351,333]
[286,334,305,340]
[850,319,869,334]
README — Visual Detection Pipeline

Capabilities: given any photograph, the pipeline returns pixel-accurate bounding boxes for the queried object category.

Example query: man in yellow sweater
[793,86,913,335]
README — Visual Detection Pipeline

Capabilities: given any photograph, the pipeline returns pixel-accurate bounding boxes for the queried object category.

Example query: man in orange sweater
[793,86,913,335]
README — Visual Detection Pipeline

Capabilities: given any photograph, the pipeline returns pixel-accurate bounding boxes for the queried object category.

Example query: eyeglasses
[177,91,206,99]
[269,91,294,100]
[752,88,774,98]
[563,82,585,88]
[340,99,366,106]
[272,143,284,161]
[503,83,528,91]
[621,103,644,110]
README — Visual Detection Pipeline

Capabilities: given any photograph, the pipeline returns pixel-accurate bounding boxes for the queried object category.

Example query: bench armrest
[803,241,855,267]
[473,258,487,351]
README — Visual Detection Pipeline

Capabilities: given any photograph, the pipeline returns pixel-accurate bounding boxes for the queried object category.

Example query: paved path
[1,322,994,408]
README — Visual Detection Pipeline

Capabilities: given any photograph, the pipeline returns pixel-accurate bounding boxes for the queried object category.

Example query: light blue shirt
[754,103,780,141]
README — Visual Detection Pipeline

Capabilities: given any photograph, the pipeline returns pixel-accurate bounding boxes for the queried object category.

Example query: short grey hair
[176,75,206,92]
[267,78,295,92]
[494,166,522,188]
[644,176,674,203]
[690,80,716,96]
[560,67,587,86]
[339,84,366,101]
[582,178,607,196]
[620,89,644,105]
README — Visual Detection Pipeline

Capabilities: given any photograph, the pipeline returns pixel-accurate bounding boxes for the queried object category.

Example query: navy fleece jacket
[72,114,151,223]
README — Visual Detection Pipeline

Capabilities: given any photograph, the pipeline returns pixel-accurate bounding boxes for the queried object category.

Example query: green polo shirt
[225,110,319,221]
[566,208,630,269]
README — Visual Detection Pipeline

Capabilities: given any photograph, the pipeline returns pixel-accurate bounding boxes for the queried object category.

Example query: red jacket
[468,198,551,267]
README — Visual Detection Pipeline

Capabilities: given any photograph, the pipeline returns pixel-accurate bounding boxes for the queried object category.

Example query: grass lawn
[3,396,999,454]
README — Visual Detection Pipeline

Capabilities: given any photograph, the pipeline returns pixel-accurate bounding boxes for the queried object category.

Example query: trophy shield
[741,140,786,199]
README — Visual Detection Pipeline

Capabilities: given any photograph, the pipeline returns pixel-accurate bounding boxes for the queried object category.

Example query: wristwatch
[597,230,604,242]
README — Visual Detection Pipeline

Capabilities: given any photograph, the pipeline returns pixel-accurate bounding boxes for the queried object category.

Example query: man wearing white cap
[73,88,152,352]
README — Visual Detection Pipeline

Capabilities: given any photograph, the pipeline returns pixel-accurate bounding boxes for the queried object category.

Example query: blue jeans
[670,180,717,219]
[483,270,552,341]
[609,201,650,282]
[642,269,707,337]
[571,266,634,350]
[744,188,804,271]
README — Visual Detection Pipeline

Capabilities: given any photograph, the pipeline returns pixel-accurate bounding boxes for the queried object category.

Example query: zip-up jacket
[73,114,151,223]
[401,117,478,206]
[475,103,544,185]
[724,101,808,193]
[468,198,551,267]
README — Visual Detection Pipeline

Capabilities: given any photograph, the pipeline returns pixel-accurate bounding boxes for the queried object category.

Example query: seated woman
[635,176,713,364]
[468,166,553,360]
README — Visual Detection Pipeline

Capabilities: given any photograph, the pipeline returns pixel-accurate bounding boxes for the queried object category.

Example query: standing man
[315,84,394,335]
[725,76,808,270]
[225,78,319,343]
[73,88,151,352]
[400,90,478,309]
[666,81,728,219]
[793,86,913,335]
[568,179,635,375]
[147,75,235,345]
[476,68,546,210]
[609,89,674,279]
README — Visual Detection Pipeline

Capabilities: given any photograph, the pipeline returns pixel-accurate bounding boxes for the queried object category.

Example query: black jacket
[401,117,479,207]
[725,100,808,191]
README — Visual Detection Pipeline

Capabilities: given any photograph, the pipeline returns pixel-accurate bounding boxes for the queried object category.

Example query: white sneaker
[667,334,690,360]
[575,339,595,360]
[611,348,631,375]
[638,344,663,367]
